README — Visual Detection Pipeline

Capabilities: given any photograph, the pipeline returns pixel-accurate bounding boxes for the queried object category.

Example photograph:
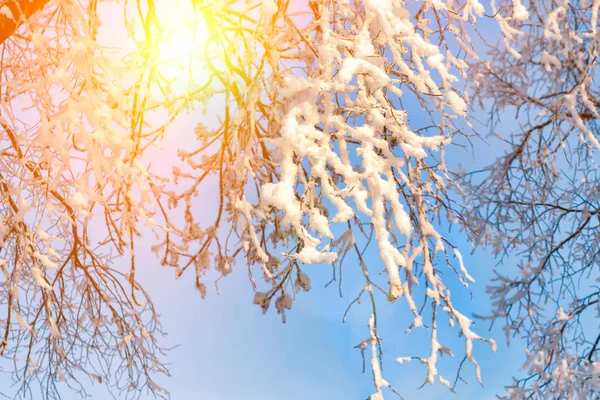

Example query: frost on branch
[0,0,513,397]
[0,0,169,398]
[463,0,600,397]
[167,0,495,395]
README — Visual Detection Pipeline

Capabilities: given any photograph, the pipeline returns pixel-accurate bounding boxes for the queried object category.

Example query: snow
[445,91,467,116]
[512,0,530,20]
[453,248,475,283]
[31,267,52,291]
[296,246,337,264]
[540,50,562,71]
[0,6,13,21]
[33,251,58,270]
[0,0,565,396]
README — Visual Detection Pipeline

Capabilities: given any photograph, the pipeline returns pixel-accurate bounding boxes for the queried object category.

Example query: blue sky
[34,224,526,400]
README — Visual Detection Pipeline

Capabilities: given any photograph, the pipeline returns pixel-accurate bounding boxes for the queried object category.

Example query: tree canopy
[0,0,598,399]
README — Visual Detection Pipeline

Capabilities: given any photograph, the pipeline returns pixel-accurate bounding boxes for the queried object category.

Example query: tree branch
[0,0,51,45]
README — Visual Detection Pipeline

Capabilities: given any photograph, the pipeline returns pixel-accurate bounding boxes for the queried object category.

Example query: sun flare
[153,1,212,89]
[157,23,209,75]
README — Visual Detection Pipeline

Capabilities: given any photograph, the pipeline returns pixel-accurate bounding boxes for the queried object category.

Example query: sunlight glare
[154,1,211,91]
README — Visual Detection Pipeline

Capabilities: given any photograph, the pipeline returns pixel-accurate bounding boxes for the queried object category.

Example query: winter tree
[0,0,594,399]
[463,0,600,398]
